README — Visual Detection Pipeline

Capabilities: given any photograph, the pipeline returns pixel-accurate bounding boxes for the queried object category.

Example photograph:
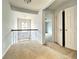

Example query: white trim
[2,43,12,57]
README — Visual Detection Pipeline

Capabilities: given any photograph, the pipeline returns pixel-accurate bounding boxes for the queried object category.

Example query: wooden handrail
[11,29,38,31]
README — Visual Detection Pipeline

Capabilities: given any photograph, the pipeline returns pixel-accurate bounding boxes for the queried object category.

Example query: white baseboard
[2,43,12,57]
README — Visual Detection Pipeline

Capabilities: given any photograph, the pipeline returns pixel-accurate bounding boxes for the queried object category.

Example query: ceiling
[48,0,77,10]
[9,0,55,11]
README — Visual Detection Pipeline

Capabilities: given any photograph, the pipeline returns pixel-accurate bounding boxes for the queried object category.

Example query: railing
[11,29,41,44]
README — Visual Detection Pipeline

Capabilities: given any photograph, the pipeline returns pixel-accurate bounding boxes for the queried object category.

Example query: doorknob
[60,29,62,31]
[65,29,68,31]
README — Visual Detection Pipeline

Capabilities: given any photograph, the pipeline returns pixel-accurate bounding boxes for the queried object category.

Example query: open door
[55,11,63,46]
[65,6,77,50]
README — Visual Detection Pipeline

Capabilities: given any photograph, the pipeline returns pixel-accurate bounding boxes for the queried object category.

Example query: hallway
[2,0,77,59]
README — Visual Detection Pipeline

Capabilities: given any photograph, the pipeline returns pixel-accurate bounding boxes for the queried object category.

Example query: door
[17,18,31,41]
[56,11,63,46]
[65,6,77,50]
[55,6,77,50]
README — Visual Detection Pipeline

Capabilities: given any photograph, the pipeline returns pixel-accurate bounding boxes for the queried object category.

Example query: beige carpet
[3,41,76,59]
[45,42,77,59]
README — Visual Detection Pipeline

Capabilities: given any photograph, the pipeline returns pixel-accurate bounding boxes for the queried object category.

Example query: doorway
[62,10,65,47]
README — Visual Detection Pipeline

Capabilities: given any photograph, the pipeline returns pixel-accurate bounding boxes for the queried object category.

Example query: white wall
[2,0,15,56]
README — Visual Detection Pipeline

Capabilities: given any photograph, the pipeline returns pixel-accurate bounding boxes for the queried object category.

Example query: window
[22,22,27,29]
